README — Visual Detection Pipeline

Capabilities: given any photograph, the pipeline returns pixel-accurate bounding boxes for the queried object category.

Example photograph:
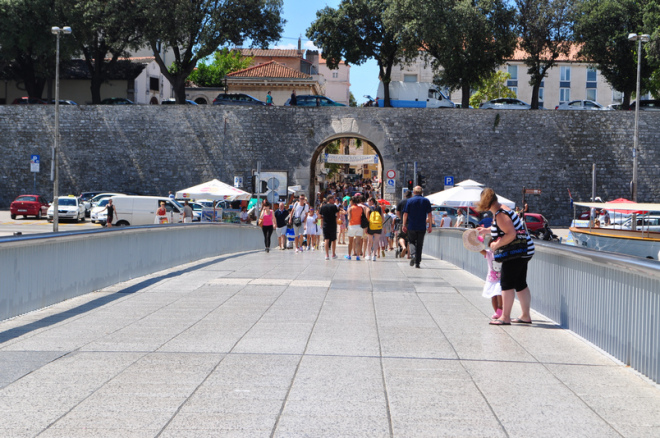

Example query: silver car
[479,98,531,110]
[555,100,604,110]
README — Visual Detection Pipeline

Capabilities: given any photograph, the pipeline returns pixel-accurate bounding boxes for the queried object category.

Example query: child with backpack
[365,197,383,261]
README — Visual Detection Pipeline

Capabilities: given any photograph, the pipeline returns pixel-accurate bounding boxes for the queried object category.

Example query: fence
[425,229,660,384]
[0,224,263,322]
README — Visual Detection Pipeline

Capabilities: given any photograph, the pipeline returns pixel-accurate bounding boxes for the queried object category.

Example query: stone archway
[309,134,386,205]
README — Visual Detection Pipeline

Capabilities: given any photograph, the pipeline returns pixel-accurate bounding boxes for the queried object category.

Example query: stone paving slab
[1,248,659,437]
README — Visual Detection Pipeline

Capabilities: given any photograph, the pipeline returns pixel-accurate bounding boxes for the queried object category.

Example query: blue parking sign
[444,176,454,186]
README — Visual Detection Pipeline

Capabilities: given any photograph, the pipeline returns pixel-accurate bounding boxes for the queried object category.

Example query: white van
[109,196,184,226]
[376,81,455,108]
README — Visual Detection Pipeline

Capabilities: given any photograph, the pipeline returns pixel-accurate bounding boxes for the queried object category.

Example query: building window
[332,72,339,79]
[508,65,518,80]
[560,88,570,103]
[586,89,597,102]
[149,77,159,91]
[508,87,518,97]
[538,88,544,109]
[560,66,571,81]
[612,90,623,103]
[586,68,597,82]
[403,74,417,83]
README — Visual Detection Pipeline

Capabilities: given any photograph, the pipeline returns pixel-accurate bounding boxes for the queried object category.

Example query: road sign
[30,155,40,173]
[524,189,542,195]
[444,176,454,186]
[386,178,395,193]
[234,176,243,188]
[386,169,396,179]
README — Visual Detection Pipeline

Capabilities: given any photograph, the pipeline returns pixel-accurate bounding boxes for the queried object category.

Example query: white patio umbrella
[426,179,515,208]
[176,179,251,202]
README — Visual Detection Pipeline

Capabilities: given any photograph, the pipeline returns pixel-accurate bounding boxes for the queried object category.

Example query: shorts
[293,224,305,237]
[500,257,530,291]
[276,226,287,237]
[347,224,363,237]
[323,227,337,242]
[367,228,382,235]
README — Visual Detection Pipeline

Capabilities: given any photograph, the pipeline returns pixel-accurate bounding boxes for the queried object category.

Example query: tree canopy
[187,49,252,88]
[138,0,284,103]
[574,0,657,107]
[516,0,574,109]
[469,71,517,108]
[307,0,405,107]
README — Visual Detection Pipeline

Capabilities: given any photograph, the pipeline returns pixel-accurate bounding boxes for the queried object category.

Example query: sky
[271,0,379,104]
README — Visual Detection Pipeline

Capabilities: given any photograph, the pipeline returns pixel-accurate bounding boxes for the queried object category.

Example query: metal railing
[425,229,660,384]
[0,224,263,322]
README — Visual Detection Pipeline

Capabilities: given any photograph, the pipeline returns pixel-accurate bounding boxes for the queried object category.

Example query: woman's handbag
[493,230,529,262]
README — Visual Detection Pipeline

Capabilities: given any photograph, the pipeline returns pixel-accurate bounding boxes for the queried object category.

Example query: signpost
[30,155,40,194]
[444,176,454,190]
[522,187,541,218]
[234,176,243,188]
[386,169,396,179]
[385,178,396,193]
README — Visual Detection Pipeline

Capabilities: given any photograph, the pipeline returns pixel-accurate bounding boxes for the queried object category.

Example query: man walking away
[402,186,433,268]
[182,200,193,223]
[274,202,289,250]
[320,194,339,260]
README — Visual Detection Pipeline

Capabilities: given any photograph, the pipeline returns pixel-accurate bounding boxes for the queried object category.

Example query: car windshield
[170,199,183,209]
[97,199,109,207]
[59,198,77,206]
[16,196,37,202]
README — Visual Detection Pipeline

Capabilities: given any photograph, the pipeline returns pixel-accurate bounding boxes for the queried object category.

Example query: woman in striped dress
[477,188,534,326]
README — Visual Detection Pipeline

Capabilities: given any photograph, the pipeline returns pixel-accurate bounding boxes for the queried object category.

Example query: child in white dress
[480,249,503,319]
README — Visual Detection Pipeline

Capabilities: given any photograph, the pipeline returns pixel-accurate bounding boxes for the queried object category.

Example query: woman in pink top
[259,200,275,253]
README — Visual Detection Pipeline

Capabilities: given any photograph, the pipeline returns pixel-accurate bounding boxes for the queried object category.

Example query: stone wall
[1,105,658,225]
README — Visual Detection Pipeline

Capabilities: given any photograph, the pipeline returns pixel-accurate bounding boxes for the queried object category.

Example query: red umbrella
[604,198,646,214]
[378,199,391,205]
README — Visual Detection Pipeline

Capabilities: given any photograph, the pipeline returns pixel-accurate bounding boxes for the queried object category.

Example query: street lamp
[628,33,650,203]
[51,26,71,232]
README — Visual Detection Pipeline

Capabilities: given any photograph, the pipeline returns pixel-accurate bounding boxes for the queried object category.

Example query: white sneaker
[325,256,329,260]
[295,249,300,253]
[372,255,377,261]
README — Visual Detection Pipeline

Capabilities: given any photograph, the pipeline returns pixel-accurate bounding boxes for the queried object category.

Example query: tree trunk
[173,77,187,104]
[623,92,631,110]
[530,82,541,110]
[461,85,470,109]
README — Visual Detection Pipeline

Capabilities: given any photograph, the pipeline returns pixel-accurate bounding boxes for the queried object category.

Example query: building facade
[392,46,624,108]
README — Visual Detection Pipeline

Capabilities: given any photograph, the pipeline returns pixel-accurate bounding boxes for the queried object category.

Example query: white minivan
[108,196,184,226]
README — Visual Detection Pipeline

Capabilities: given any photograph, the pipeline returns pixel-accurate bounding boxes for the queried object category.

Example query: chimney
[298,36,302,53]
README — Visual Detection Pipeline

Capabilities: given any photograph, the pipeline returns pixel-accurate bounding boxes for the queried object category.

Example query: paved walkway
[1,248,659,437]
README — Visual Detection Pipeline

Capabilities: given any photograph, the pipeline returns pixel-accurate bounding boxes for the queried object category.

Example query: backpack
[369,208,383,230]
[360,207,369,228]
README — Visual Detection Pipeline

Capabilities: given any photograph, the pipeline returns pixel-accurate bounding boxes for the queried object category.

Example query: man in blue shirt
[402,186,433,268]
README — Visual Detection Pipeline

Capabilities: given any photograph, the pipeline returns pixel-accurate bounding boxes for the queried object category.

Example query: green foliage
[187,49,252,87]
[57,0,145,103]
[516,0,574,109]
[573,0,657,107]
[349,92,357,107]
[469,71,516,108]
[397,0,517,108]
[324,140,343,179]
[307,0,406,107]
[138,0,285,103]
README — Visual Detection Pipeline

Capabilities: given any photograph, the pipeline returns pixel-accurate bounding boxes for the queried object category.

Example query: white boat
[570,201,660,260]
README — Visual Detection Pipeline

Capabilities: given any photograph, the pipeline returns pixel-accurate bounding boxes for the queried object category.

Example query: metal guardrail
[425,229,660,384]
[0,224,263,322]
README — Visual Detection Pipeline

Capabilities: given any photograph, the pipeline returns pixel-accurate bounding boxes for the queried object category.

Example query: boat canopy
[574,202,660,211]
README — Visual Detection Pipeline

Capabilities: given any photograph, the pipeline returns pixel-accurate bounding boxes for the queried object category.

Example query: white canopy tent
[176,179,251,202]
[426,179,516,209]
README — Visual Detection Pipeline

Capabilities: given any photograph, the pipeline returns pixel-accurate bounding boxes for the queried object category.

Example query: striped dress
[491,209,535,258]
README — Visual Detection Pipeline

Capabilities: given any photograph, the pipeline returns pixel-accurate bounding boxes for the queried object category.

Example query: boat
[569,201,660,260]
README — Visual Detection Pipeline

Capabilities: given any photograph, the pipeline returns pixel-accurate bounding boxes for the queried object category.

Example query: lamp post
[51,26,71,232]
[628,33,650,203]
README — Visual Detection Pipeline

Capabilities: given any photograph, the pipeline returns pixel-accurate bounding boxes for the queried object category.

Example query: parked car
[12,97,48,104]
[90,198,110,224]
[284,95,347,107]
[523,213,549,232]
[100,97,134,105]
[161,99,198,105]
[555,100,604,110]
[629,100,660,111]
[479,98,531,110]
[212,93,266,106]
[189,202,204,221]
[49,99,78,105]
[108,196,183,226]
[432,206,479,228]
[621,215,660,231]
[47,196,86,222]
[80,191,113,216]
[10,194,50,219]
[606,103,623,111]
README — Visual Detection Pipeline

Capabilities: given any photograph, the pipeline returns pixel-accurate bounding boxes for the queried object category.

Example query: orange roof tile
[237,48,302,58]
[509,43,584,62]
[226,61,312,79]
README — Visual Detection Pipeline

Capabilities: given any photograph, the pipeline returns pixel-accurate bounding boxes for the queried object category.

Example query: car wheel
[36,211,42,219]
[10,214,16,220]
[468,223,475,228]
[116,220,129,227]
[23,215,27,219]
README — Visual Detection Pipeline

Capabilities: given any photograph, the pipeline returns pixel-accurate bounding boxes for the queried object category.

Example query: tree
[574,0,656,108]
[349,92,357,107]
[0,0,74,98]
[469,70,516,108]
[57,0,145,103]
[187,48,252,88]
[137,0,284,103]
[307,0,405,107]
[516,0,574,109]
[398,0,517,109]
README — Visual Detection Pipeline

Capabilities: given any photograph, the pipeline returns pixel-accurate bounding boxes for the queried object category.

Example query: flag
[567,188,573,210]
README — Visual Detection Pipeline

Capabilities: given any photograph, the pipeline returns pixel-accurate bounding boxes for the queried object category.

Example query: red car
[10,195,50,219]
[12,97,48,105]
[524,213,548,232]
